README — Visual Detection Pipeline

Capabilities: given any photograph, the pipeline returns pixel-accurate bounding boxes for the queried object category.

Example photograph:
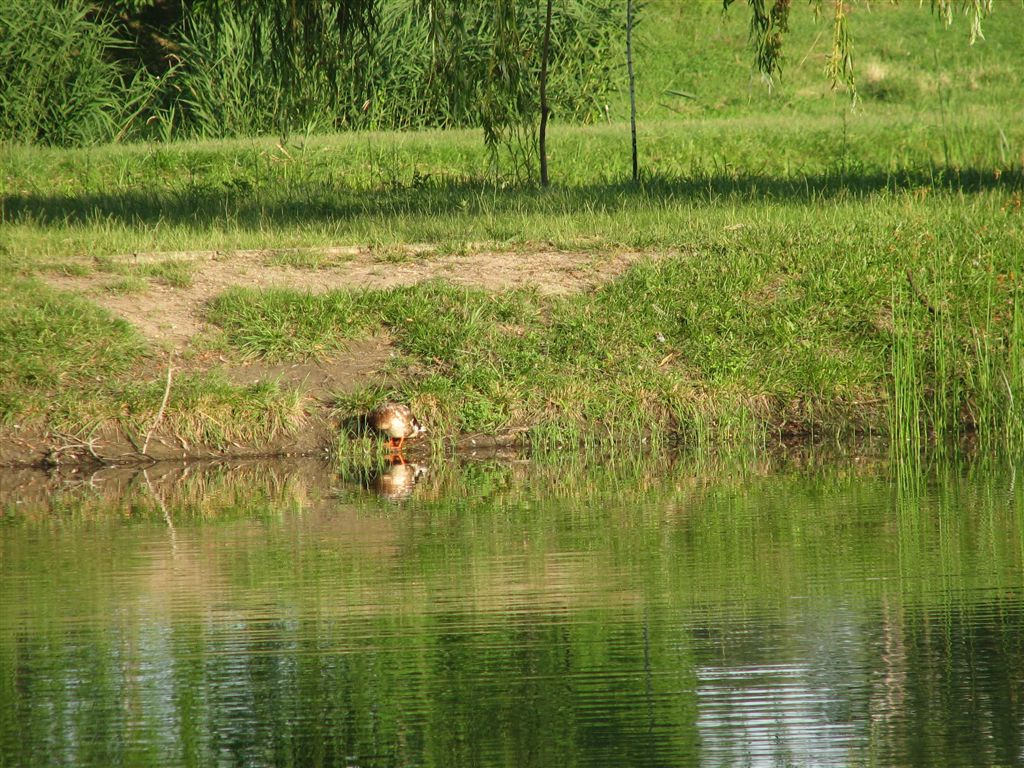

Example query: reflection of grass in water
[3,456,1021,768]
[30,462,311,524]
[3,454,1022,768]
[6,453,1021,620]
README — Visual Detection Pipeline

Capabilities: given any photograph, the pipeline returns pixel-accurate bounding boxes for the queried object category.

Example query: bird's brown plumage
[368,402,426,450]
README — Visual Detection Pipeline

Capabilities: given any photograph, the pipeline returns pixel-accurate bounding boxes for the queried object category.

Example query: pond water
[1,454,1022,767]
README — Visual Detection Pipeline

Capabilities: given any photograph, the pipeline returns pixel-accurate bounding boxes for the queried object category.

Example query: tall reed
[2,0,625,148]
[889,269,1023,462]
[0,0,170,146]
[1008,292,1024,449]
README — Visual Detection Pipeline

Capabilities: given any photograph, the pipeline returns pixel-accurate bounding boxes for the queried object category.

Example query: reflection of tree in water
[873,601,1024,766]
[691,599,1024,767]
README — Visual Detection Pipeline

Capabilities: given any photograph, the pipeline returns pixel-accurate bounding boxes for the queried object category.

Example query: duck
[368,402,427,451]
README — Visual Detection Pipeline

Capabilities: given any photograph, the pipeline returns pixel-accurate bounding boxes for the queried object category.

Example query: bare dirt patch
[42,245,645,404]
[45,246,644,354]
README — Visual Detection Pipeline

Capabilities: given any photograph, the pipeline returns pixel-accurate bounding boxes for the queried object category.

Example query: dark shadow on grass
[337,413,371,439]
[3,167,1020,230]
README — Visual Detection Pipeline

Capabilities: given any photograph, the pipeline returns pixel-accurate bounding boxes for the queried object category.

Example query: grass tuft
[139,259,195,288]
[0,278,147,423]
[103,276,147,294]
[115,373,308,448]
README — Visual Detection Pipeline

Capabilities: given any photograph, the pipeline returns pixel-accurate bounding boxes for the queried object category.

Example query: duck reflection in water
[370,459,429,502]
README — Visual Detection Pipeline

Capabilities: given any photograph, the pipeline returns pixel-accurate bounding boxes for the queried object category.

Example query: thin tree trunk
[539,0,553,186]
[627,0,638,183]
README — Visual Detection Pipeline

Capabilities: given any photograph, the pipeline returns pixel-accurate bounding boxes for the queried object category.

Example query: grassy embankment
[1,3,1022,462]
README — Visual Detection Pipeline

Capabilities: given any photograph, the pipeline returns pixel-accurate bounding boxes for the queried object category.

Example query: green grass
[0,275,308,446]
[0,277,146,423]
[2,110,1021,259]
[634,2,1024,122]
[138,258,195,288]
[39,260,92,277]
[264,249,356,270]
[103,275,147,294]
[90,255,195,287]
[206,288,377,360]
[206,232,1022,453]
[112,372,308,449]
[0,1,1022,460]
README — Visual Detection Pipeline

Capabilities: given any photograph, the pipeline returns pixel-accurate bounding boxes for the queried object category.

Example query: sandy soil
[45,246,643,353]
